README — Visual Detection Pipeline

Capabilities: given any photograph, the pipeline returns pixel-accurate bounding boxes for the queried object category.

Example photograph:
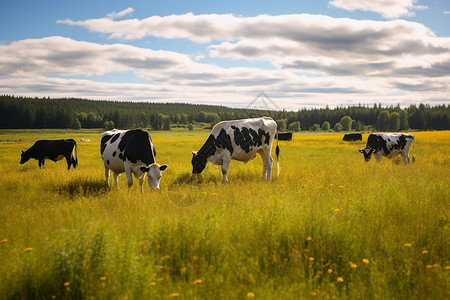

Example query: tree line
[0,95,448,131]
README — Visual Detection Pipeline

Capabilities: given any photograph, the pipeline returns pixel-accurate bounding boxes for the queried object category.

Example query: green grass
[0,129,449,299]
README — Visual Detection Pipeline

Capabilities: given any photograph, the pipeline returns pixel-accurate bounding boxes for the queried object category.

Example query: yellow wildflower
[422,250,429,254]
[362,258,370,264]
[193,279,203,285]
[160,255,170,262]
[444,266,450,271]
[309,257,315,262]
[64,282,70,287]
[247,292,255,298]
[0,238,8,243]
[327,268,333,274]
[306,236,312,241]
[310,291,318,296]
[426,265,433,269]
[150,282,157,286]
[337,277,344,283]
[404,243,412,247]
[170,292,180,297]
[334,208,340,212]
[24,247,33,252]
[350,263,358,269]
[339,185,344,189]
[100,276,107,281]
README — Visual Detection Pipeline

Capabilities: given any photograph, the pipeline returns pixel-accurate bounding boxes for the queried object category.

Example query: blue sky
[1,0,449,110]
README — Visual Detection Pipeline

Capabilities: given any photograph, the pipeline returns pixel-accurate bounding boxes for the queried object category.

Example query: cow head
[359,147,375,162]
[191,151,207,174]
[20,150,30,164]
[140,163,168,191]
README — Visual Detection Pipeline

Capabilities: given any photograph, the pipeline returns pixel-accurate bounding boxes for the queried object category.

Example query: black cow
[359,133,415,164]
[343,133,362,141]
[101,129,168,191]
[192,117,279,183]
[20,139,78,169]
[277,132,293,141]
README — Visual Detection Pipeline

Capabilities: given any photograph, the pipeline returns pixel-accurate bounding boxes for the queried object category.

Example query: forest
[0,95,448,131]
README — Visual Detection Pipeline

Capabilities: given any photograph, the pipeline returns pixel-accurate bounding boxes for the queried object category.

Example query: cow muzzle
[151,187,160,191]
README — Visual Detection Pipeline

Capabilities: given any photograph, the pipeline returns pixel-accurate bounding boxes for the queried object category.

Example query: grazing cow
[359,133,415,164]
[191,117,279,183]
[277,132,293,141]
[20,139,78,169]
[101,129,168,191]
[343,133,362,142]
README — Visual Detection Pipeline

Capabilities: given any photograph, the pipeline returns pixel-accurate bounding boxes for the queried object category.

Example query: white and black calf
[101,129,168,191]
[359,133,415,164]
[20,139,78,169]
[192,117,279,183]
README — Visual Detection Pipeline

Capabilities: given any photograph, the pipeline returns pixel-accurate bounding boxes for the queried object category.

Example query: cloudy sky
[1,0,449,110]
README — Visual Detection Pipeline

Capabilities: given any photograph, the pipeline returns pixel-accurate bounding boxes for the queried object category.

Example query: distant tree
[321,121,330,131]
[399,110,409,130]
[377,110,390,131]
[103,120,115,130]
[277,119,287,131]
[355,120,365,131]
[333,123,343,132]
[162,115,171,130]
[339,116,353,131]
[389,112,400,131]
[187,124,194,131]
[288,121,301,132]
[311,123,321,131]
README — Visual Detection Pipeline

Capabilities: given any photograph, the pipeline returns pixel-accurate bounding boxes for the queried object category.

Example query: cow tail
[72,142,78,169]
[276,131,280,176]
[412,135,416,163]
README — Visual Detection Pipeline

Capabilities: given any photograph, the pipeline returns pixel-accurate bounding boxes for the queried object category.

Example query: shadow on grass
[54,178,109,199]
[171,172,220,186]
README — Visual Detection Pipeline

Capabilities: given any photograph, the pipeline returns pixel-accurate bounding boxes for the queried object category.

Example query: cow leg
[104,165,111,186]
[125,167,134,188]
[139,173,145,193]
[65,156,71,170]
[261,150,273,181]
[402,152,410,165]
[39,159,45,168]
[113,173,120,187]
[221,157,231,183]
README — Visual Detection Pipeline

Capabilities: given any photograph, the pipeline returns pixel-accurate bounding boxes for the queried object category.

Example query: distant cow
[343,133,362,141]
[277,132,293,141]
[192,117,279,183]
[20,139,78,169]
[359,133,415,164]
[101,129,168,191]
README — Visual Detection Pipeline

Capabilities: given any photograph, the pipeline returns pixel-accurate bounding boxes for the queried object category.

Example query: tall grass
[0,129,449,299]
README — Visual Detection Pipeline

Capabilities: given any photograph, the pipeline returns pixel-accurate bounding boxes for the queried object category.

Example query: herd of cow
[19,117,416,191]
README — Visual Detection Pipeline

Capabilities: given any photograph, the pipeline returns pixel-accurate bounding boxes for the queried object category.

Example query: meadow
[0,129,449,299]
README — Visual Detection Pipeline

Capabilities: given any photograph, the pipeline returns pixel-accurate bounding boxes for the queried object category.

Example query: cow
[359,133,415,164]
[20,139,78,169]
[277,132,293,141]
[191,117,279,183]
[101,129,168,191]
[343,133,362,142]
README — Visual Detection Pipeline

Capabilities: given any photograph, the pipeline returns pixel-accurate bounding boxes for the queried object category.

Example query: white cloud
[106,7,134,20]
[3,12,449,109]
[329,0,428,19]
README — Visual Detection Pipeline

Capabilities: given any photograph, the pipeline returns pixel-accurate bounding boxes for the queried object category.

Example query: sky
[1,0,449,111]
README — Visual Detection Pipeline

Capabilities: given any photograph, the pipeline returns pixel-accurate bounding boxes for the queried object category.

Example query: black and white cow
[192,117,279,183]
[20,139,78,169]
[359,133,415,164]
[101,129,168,191]
[343,133,362,142]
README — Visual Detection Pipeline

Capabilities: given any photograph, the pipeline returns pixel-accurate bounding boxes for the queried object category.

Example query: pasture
[0,129,449,299]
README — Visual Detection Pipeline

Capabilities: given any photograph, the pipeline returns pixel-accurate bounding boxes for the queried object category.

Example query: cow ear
[192,151,197,157]
[22,150,24,154]
[160,164,168,171]
[140,166,150,173]
[359,149,364,153]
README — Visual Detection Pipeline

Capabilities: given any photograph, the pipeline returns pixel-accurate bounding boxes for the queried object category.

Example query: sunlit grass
[0,129,449,299]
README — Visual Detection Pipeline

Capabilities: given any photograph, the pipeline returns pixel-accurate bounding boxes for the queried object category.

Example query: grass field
[0,129,449,299]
